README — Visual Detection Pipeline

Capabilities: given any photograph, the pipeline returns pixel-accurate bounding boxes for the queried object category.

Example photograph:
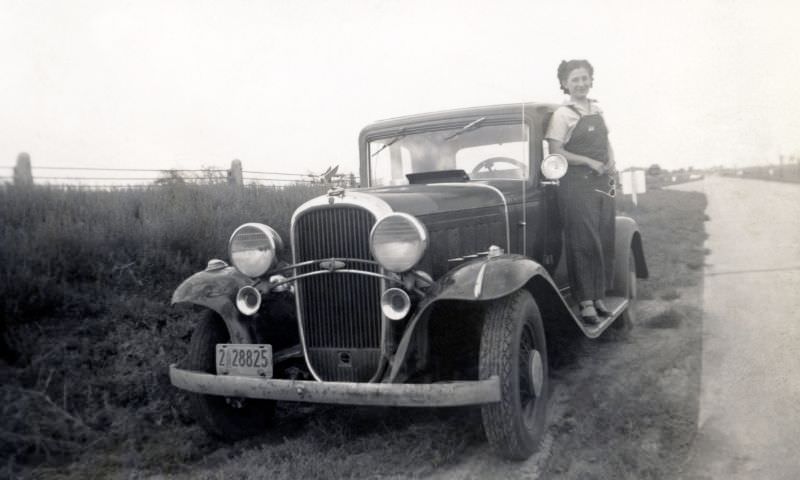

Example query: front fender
[171,265,254,344]
[429,254,550,302]
[386,255,580,382]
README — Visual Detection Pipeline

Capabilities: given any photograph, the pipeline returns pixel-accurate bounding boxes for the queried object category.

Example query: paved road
[673,177,800,479]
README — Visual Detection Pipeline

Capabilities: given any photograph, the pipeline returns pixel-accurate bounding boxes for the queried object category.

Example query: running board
[572,296,629,339]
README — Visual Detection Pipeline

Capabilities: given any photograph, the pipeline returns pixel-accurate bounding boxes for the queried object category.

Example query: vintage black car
[169,102,648,460]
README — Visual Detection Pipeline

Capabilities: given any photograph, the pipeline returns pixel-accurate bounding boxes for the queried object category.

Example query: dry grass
[0,186,708,479]
[0,183,326,330]
[617,189,708,298]
[0,183,326,478]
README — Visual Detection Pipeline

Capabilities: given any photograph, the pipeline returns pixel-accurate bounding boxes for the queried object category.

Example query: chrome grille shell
[290,192,393,382]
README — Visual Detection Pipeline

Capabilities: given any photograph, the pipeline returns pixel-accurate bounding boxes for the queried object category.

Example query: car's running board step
[573,296,629,338]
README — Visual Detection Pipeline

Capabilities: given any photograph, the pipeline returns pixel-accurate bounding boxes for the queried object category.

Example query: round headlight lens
[541,153,568,180]
[228,223,283,277]
[370,213,428,272]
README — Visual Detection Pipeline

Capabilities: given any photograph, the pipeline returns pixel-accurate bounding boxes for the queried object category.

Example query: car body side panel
[416,207,507,278]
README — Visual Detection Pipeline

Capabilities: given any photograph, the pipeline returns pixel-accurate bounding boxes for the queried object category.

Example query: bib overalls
[557,106,615,302]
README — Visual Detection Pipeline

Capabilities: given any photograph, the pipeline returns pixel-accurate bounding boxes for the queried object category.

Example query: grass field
[0,185,707,479]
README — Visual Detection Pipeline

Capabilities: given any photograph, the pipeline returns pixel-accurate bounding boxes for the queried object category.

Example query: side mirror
[541,154,568,185]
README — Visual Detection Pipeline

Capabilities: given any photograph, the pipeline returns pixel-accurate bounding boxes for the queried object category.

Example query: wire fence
[1,160,359,189]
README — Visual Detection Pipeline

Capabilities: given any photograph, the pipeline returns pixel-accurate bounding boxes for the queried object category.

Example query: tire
[479,290,549,460]
[185,311,275,440]
[612,248,637,332]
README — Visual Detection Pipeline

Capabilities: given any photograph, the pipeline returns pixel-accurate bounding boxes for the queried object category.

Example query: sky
[2,0,800,183]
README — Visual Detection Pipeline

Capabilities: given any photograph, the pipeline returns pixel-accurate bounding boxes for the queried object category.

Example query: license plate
[216,344,273,378]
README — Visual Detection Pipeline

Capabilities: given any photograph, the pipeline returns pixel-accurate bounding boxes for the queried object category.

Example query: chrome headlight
[369,213,428,273]
[228,223,283,277]
[541,153,568,180]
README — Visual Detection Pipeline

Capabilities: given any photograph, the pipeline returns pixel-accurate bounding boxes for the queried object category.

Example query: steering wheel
[470,157,527,176]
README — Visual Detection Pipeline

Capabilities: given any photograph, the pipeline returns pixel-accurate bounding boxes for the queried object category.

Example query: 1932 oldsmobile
[169,102,648,460]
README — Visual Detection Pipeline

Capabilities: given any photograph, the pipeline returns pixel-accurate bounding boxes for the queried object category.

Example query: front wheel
[185,311,275,440]
[479,290,549,460]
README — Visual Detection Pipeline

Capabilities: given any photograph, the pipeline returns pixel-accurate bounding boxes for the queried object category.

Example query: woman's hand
[586,159,607,175]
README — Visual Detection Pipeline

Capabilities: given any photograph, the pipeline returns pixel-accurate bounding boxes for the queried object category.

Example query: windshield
[368,122,529,186]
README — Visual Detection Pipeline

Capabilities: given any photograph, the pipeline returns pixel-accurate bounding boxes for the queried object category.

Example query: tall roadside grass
[617,189,708,299]
[0,184,326,328]
[0,183,325,472]
[1,185,708,478]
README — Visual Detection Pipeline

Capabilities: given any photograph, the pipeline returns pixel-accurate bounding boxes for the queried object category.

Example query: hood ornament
[327,186,346,204]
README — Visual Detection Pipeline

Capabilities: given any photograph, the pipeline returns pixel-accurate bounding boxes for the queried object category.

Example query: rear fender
[612,217,649,297]
[171,265,254,344]
[385,255,583,382]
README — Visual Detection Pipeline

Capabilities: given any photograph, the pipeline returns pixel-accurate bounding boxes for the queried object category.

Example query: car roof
[360,102,558,136]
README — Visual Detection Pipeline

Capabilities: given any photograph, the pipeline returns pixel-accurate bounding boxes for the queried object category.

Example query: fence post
[13,152,33,187]
[228,159,243,188]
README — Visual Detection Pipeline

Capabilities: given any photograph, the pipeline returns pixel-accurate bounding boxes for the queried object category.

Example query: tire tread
[480,290,548,460]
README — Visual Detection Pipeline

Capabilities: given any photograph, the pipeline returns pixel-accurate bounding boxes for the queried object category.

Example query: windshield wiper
[443,117,486,142]
[371,129,406,158]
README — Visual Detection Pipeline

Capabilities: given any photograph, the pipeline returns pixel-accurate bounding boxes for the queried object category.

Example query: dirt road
[675,177,800,479]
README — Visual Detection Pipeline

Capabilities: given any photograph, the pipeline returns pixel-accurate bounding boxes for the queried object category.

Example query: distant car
[169,103,648,460]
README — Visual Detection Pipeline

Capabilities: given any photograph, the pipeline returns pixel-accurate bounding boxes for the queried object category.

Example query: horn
[235,285,262,316]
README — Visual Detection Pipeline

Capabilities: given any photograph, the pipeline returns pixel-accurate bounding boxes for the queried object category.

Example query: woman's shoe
[580,301,601,325]
[594,299,611,317]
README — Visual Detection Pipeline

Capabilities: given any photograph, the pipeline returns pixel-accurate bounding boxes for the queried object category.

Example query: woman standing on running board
[545,59,616,325]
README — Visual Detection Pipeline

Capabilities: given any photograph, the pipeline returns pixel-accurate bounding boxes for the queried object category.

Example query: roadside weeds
[2,189,708,479]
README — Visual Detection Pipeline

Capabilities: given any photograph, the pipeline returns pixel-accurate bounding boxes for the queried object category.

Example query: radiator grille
[294,206,382,382]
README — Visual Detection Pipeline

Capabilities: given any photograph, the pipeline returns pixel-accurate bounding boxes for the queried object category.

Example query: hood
[359,183,509,217]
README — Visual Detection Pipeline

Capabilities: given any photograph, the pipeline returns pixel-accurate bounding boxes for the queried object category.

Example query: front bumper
[169,364,501,407]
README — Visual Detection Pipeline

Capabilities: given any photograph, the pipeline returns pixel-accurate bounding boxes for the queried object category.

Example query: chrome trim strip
[263,258,382,277]
[434,183,511,252]
[271,269,403,288]
[170,364,501,406]
[474,261,489,298]
[290,192,394,382]
[263,259,433,288]
[447,251,489,263]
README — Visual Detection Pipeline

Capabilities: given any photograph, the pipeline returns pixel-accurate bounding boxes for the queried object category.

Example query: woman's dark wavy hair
[557,59,594,94]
